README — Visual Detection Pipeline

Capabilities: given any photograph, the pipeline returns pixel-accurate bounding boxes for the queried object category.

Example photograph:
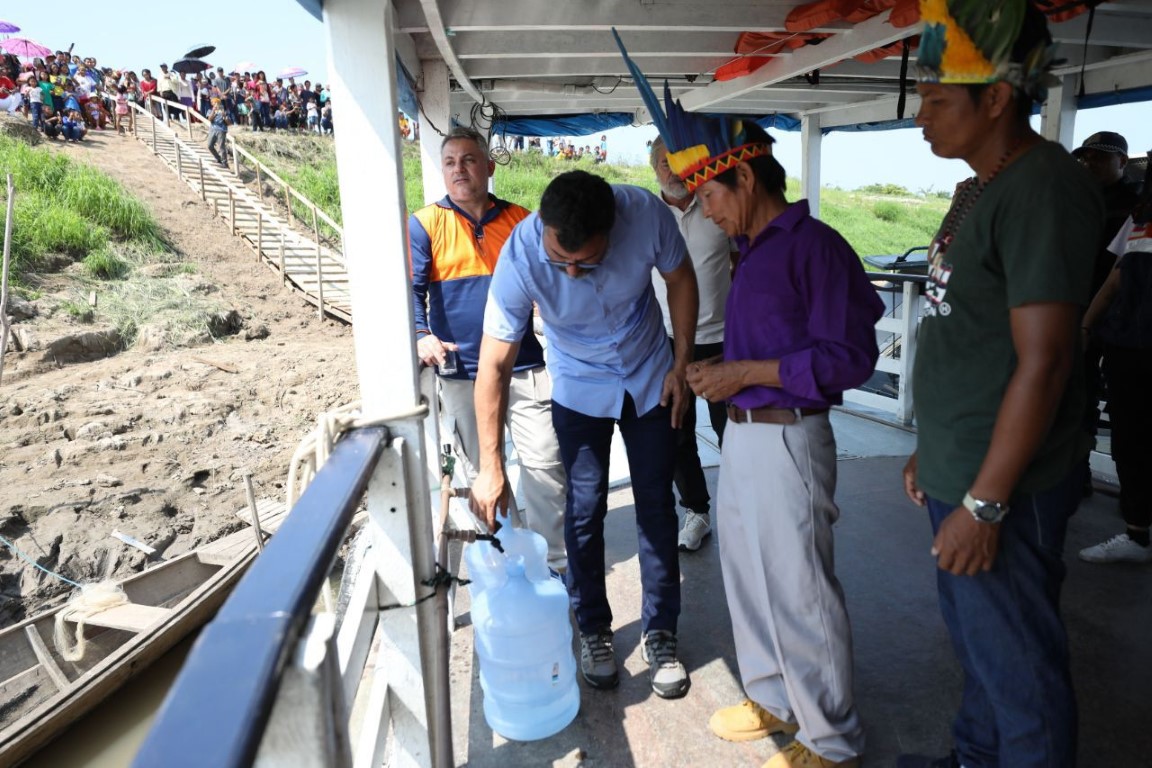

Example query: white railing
[845,277,923,426]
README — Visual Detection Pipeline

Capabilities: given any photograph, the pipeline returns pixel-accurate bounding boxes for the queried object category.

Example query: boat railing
[845,273,926,426]
[134,367,460,767]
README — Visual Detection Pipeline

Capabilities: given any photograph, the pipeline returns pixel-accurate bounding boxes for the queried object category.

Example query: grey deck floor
[449,407,1152,767]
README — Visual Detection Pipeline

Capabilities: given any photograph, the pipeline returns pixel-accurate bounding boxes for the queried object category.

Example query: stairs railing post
[316,249,325,320]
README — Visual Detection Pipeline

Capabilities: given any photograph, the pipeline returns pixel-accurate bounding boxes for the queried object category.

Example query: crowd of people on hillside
[501,133,609,162]
[0,48,335,145]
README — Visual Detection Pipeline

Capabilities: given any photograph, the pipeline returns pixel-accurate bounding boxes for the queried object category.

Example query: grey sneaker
[678,511,712,552]
[1079,533,1152,564]
[579,629,619,689]
[642,630,690,699]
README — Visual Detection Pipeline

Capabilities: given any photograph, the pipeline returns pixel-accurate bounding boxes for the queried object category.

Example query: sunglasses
[542,230,610,273]
[546,259,601,271]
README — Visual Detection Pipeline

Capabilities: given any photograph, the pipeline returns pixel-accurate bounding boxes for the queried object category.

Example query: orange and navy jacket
[409,194,545,380]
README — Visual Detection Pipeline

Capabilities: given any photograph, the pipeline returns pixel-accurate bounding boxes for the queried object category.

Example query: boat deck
[449,406,1152,767]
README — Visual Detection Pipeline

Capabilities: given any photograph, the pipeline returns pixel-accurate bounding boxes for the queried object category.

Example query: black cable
[591,77,623,95]
[417,97,446,137]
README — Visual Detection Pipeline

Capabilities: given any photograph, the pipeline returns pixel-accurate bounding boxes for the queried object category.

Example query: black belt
[726,404,829,425]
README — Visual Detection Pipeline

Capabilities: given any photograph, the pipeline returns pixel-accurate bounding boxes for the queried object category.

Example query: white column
[419,60,451,205]
[322,0,444,766]
[1041,74,1077,149]
[800,113,823,219]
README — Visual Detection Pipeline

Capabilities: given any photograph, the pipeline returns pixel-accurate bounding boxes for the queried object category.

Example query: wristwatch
[962,492,1009,524]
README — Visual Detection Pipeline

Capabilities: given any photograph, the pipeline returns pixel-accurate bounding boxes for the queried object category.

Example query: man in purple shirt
[686,122,882,768]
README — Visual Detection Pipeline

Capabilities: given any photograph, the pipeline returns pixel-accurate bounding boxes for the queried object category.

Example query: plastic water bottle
[465,527,549,594]
[471,559,579,741]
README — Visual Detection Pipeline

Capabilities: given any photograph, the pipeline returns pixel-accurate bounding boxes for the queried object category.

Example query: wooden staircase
[127,103,351,322]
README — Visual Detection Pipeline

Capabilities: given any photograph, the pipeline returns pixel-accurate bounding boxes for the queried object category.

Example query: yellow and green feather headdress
[612,28,772,193]
[917,0,1054,98]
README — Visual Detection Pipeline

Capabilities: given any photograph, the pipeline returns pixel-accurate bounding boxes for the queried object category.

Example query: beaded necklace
[929,138,1026,265]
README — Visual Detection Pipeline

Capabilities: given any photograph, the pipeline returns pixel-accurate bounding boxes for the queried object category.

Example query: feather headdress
[917,0,1054,99]
[612,28,772,193]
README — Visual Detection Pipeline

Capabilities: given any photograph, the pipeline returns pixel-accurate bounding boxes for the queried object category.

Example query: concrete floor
[450,408,1152,767]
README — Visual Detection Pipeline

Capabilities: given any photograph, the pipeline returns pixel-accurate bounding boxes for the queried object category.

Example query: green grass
[0,136,169,280]
[238,136,950,262]
[83,248,131,279]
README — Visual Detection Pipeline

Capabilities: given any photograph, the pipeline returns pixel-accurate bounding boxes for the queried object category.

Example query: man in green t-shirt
[897,3,1103,768]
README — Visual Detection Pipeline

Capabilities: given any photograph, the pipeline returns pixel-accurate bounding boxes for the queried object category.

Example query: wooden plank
[23,626,69,691]
[77,604,173,633]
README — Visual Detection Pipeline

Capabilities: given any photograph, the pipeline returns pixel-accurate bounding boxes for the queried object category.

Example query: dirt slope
[0,129,356,626]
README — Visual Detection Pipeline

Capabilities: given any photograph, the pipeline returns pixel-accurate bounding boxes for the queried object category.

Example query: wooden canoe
[0,499,286,767]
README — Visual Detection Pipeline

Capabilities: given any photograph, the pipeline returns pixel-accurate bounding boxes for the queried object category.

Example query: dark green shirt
[914,141,1103,505]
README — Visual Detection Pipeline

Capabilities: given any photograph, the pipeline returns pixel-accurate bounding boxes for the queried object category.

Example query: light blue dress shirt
[484,184,688,418]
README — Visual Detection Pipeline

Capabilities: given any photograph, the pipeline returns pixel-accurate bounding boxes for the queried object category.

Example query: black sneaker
[642,630,690,699]
[895,753,960,768]
[579,629,618,689]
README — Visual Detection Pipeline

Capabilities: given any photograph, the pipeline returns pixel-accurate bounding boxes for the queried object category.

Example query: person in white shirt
[649,136,734,551]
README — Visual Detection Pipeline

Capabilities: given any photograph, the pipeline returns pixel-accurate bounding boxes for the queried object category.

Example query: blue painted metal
[132,427,388,768]
[294,0,322,21]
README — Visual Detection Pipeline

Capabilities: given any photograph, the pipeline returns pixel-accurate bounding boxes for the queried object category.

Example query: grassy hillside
[236,136,950,262]
[1,136,235,348]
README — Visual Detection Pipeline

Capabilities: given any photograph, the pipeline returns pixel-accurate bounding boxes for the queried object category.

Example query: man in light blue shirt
[472,171,699,700]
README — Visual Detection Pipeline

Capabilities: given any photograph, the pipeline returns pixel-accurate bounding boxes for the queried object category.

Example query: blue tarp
[494,113,635,137]
[495,111,803,138]
[1080,85,1152,111]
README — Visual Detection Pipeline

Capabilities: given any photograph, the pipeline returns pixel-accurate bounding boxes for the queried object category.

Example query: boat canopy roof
[295,0,1152,136]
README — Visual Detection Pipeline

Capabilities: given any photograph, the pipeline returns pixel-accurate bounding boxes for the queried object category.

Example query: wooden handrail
[125,97,349,321]
[226,135,344,241]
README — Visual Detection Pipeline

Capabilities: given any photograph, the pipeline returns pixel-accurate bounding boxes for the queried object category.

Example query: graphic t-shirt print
[924,236,954,317]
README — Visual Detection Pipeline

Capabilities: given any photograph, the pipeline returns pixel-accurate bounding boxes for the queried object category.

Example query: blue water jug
[471,559,579,741]
[464,527,549,594]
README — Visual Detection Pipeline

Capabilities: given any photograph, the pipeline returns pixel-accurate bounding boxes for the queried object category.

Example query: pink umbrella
[233,60,258,74]
[278,66,307,80]
[0,37,51,59]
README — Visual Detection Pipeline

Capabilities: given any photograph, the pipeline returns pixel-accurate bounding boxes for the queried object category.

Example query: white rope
[53,581,130,662]
[285,399,430,510]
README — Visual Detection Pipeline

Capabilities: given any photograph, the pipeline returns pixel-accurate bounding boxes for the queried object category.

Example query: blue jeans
[927,468,1079,768]
[552,394,680,635]
[30,102,42,129]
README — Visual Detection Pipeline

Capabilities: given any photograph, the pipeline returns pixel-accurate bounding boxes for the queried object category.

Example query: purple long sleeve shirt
[726,200,884,410]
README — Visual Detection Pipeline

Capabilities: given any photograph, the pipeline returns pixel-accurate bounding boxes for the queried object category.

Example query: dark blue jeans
[927,468,1079,768]
[552,394,680,636]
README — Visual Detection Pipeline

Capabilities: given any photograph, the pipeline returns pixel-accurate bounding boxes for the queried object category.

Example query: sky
[13,1,1148,193]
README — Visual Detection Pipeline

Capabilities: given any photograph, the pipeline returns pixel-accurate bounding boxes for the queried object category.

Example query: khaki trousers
[716,412,864,761]
[439,368,567,569]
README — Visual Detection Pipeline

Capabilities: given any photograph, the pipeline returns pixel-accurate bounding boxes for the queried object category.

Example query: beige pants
[439,368,567,569]
[716,412,864,761]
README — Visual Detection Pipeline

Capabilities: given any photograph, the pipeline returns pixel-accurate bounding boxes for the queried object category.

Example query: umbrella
[233,60,258,74]
[183,43,216,59]
[278,66,307,80]
[0,21,20,34]
[172,58,211,75]
[0,37,51,59]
